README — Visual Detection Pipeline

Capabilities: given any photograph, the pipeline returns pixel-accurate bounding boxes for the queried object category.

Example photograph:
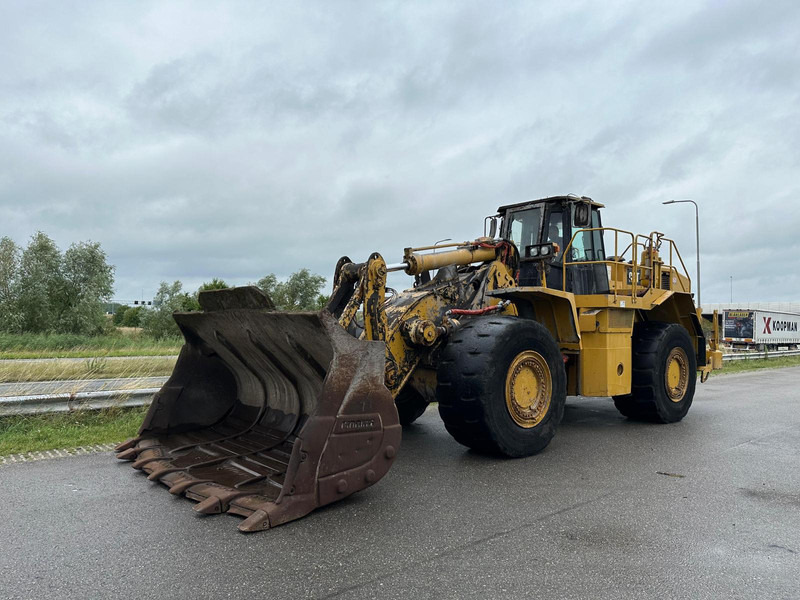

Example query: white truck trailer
[723,309,800,349]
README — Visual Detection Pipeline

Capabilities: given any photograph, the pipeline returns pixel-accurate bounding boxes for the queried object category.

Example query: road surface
[1,368,798,599]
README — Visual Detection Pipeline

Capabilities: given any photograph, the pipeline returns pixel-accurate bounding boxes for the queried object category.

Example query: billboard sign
[724,310,754,341]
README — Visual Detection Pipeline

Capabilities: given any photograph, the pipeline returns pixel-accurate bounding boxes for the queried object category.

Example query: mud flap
[115,287,401,532]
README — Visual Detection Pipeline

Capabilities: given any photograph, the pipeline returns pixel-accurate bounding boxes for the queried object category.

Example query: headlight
[540,245,550,256]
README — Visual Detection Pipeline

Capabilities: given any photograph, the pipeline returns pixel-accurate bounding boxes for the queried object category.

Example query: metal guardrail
[0,388,159,417]
[722,349,800,361]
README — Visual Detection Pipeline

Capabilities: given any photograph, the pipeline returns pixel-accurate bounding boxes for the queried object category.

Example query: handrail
[561,228,637,302]
[560,227,692,300]
[662,236,690,285]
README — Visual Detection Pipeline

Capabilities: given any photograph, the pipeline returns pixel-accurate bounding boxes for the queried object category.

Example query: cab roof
[496,195,604,213]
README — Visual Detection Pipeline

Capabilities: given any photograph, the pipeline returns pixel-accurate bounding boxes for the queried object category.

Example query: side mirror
[573,202,591,228]
[484,216,499,238]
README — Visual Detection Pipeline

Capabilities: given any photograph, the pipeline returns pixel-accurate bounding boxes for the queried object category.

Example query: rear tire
[613,321,697,423]
[437,317,566,457]
[394,387,429,426]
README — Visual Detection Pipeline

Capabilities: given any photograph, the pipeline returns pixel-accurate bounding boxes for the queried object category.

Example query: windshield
[506,207,542,253]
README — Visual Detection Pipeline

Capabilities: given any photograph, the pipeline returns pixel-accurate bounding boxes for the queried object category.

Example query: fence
[722,349,800,361]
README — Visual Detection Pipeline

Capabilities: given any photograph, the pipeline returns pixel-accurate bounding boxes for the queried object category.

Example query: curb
[0,442,120,466]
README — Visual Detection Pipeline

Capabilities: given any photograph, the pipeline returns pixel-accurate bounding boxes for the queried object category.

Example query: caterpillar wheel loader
[116,195,723,532]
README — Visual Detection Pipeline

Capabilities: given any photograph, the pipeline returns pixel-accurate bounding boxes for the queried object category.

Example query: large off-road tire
[613,321,697,423]
[437,317,566,457]
[395,386,429,426]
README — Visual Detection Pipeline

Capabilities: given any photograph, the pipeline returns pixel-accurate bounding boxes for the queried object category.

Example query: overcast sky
[1,0,798,305]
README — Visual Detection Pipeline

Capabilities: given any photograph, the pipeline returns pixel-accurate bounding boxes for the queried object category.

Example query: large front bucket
[115,287,401,532]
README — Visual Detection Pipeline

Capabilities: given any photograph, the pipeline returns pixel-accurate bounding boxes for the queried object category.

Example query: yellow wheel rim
[665,347,689,403]
[505,350,552,428]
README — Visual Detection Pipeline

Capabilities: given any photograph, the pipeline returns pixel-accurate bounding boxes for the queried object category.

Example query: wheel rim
[665,347,689,403]
[505,350,552,428]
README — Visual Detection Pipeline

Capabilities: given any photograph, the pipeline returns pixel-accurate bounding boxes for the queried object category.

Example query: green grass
[0,356,177,383]
[0,406,148,456]
[714,354,800,375]
[0,332,181,359]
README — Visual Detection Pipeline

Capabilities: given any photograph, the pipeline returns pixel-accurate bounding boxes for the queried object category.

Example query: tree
[256,269,327,311]
[16,232,63,333]
[140,281,195,339]
[121,305,145,327]
[198,278,229,293]
[0,237,21,332]
[256,274,279,302]
[0,233,115,335]
[113,305,131,326]
[56,241,115,334]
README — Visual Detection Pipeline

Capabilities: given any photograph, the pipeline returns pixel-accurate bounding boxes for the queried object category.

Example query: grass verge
[0,356,177,383]
[714,354,800,375]
[0,332,181,359]
[0,406,147,456]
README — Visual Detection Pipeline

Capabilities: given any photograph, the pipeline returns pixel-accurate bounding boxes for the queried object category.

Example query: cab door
[563,206,609,295]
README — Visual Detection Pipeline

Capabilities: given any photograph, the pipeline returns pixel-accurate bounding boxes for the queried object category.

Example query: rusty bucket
[115,287,401,532]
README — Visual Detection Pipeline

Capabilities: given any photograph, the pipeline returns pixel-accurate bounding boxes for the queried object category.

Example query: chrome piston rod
[385,262,409,273]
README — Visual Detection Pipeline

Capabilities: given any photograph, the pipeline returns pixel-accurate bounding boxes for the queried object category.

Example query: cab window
[507,207,542,253]
[591,209,605,260]
[570,230,590,261]
[545,208,564,259]
[567,205,605,262]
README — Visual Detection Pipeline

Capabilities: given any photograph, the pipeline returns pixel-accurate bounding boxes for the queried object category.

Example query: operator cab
[498,195,609,295]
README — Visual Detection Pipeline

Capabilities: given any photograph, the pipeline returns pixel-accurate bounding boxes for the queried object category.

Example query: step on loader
[117,195,722,531]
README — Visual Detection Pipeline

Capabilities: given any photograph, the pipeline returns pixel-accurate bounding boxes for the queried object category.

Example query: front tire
[437,317,566,457]
[613,321,697,423]
[394,386,429,426]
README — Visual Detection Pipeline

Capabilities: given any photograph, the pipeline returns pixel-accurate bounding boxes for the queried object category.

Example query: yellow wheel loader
[116,195,722,532]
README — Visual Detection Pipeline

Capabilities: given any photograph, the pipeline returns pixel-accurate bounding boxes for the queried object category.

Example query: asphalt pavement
[1,368,798,599]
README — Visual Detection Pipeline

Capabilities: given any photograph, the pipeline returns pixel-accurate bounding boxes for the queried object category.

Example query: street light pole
[663,199,700,308]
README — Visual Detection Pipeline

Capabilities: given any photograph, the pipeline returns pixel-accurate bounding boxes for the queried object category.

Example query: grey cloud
[1,0,799,302]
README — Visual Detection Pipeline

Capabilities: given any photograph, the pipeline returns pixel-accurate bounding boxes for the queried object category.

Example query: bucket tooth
[147,467,179,482]
[115,448,139,461]
[131,455,165,470]
[115,438,140,453]
[238,509,271,533]
[169,479,210,495]
[193,496,223,514]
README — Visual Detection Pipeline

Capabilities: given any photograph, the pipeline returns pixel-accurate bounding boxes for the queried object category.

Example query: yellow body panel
[578,309,633,397]
[487,286,580,345]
